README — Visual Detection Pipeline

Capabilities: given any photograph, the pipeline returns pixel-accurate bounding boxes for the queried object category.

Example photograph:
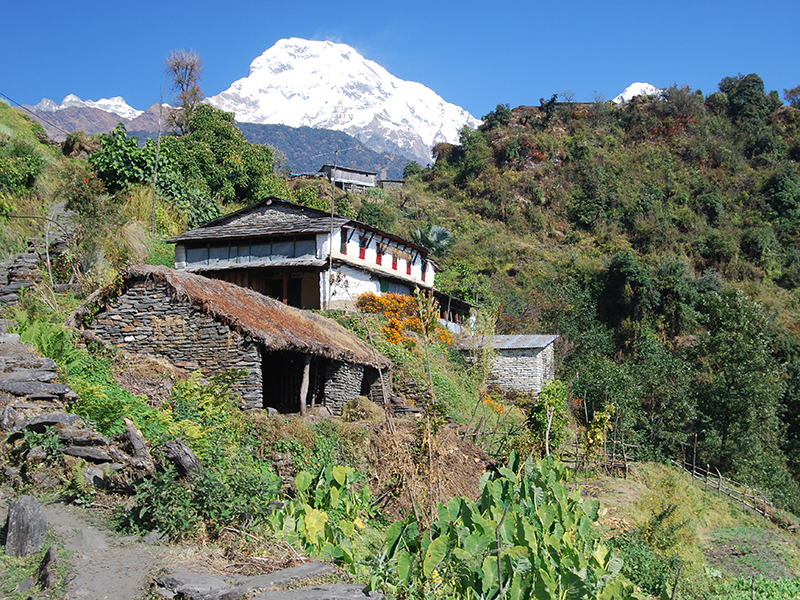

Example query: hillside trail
[1,496,210,600]
[40,500,166,599]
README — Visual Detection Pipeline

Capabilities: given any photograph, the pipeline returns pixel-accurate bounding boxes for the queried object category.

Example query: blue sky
[3,0,798,118]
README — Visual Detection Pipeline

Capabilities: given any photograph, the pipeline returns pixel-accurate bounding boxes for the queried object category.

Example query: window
[406,259,412,275]
[392,255,398,270]
[380,280,389,293]
[359,236,367,260]
[376,244,383,266]
[340,228,348,254]
[422,261,427,282]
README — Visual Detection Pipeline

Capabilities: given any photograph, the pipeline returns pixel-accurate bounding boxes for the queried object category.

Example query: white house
[167,197,471,325]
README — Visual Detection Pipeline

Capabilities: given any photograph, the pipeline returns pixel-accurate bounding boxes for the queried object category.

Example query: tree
[480,103,513,131]
[165,49,204,135]
[409,223,453,258]
[717,73,782,124]
[785,85,800,108]
[690,288,786,476]
[402,161,422,178]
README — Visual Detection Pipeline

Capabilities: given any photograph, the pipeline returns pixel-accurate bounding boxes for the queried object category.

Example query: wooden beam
[299,355,311,417]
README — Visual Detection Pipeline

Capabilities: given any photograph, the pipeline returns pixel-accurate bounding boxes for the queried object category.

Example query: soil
[704,526,797,579]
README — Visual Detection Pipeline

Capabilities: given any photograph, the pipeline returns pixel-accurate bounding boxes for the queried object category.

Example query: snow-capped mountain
[612,82,663,104]
[208,38,480,166]
[33,95,143,120]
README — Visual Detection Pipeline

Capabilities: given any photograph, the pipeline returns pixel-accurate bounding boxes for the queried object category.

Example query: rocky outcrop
[0,329,156,490]
[152,562,384,600]
[4,495,48,557]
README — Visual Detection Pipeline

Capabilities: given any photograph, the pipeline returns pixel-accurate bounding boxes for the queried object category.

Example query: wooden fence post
[692,434,697,485]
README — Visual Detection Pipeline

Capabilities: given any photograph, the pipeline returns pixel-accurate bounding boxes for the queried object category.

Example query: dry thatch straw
[67,265,392,371]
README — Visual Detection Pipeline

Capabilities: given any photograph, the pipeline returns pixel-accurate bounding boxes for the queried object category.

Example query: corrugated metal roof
[457,334,559,350]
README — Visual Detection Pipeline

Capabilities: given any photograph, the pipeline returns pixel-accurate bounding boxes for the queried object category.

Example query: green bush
[369,455,637,600]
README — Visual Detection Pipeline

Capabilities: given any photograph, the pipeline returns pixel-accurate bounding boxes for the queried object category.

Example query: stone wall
[486,345,555,397]
[323,361,364,415]
[363,367,392,405]
[88,282,263,407]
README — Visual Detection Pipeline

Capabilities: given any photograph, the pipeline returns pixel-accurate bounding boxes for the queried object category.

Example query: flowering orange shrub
[357,291,452,348]
[483,396,504,415]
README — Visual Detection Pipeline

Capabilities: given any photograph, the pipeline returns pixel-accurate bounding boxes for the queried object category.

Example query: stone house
[70,265,392,416]
[319,164,377,193]
[166,197,471,327]
[458,335,559,397]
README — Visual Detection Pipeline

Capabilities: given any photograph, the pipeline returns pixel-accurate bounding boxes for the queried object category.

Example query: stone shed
[458,334,558,397]
[69,265,392,415]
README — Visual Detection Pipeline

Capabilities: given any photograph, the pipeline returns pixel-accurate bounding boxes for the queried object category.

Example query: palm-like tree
[410,223,453,258]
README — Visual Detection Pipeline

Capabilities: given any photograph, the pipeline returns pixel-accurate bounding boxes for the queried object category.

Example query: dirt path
[41,501,170,600]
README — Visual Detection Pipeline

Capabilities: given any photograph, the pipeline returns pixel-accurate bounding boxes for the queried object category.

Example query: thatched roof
[69,265,391,370]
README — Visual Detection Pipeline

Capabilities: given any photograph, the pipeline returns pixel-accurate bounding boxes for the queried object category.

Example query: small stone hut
[69,265,392,415]
[458,335,558,397]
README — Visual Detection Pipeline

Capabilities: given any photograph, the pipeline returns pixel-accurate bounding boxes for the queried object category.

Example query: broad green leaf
[448,497,461,521]
[584,498,600,521]
[332,464,347,486]
[423,535,450,578]
[452,547,471,562]
[464,531,491,556]
[329,486,340,508]
[305,508,329,543]
[607,549,624,575]
[397,551,414,582]
[497,466,518,484]
[509,570,530,600]
[339,519,355,537]
[295,471,312,493]
[481,555,499,595]
[385,521,404,556]
[593,542,609,565]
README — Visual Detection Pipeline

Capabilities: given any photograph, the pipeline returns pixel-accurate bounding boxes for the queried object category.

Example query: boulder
[0,369,58,383]
[54,427,110,446]
[62,446,113,463]
[250,585,384,600]
[155,570,238,600]
[219,562,334,600]
[4,495,48,557]
[14,413,83,433]
[36,544,59,588]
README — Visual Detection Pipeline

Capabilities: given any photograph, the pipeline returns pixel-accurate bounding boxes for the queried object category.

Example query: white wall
[332,226,435,288]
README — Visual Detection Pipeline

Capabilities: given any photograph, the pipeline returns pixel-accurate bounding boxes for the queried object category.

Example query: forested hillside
[374,74,800,512]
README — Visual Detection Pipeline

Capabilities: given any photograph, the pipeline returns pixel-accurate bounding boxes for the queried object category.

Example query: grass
[0,532,73,599]
[580,462,800,599]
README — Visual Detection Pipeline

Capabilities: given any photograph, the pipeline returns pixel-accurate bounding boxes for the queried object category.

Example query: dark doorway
[261,351,328,413]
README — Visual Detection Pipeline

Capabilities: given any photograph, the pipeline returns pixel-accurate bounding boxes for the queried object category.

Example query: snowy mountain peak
[612,82,663,104]
[209,38,480,165]
[34,94,144,119]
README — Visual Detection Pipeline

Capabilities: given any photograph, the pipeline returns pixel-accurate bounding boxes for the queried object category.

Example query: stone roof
[166,198,350,244]
[457,335,559,351]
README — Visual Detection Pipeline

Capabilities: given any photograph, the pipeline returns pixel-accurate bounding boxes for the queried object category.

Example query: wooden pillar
[299,355,311,417]
[282,273,288,304]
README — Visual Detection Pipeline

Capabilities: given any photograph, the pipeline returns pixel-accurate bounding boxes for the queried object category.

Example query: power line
[0,91,72,138]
